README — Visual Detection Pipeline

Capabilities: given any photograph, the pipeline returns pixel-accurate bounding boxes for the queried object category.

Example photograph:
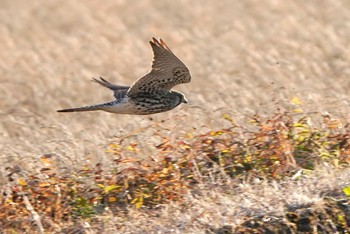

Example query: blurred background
[1,0,350,174]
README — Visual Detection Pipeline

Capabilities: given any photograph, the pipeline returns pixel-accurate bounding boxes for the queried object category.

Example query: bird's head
[172,91,188,106]
[178,92,188,104]
[182,95,188,104]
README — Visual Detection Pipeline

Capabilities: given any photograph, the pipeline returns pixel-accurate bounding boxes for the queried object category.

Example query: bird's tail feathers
[57,102,114,113]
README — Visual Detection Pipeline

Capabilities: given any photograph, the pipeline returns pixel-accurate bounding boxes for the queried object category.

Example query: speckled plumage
[57,38,191,115]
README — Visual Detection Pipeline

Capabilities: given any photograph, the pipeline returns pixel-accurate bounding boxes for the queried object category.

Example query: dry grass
[1,0,350,233]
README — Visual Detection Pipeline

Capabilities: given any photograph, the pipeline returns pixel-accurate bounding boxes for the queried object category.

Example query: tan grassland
[1,0,350,233]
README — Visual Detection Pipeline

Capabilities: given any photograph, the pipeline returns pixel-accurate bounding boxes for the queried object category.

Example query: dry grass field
[1,0,350,233]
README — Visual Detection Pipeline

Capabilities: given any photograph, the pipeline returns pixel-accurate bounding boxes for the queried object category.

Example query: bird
[57,37,191,115]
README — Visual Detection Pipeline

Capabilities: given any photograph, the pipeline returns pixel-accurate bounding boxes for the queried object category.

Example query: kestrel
[57,38,191,115]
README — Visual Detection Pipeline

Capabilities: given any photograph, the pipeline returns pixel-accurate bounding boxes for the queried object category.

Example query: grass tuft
[2,109,350,232]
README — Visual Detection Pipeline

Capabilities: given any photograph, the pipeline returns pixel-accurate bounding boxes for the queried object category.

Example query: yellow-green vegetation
[1,0,350,233]
[1,109,350,232]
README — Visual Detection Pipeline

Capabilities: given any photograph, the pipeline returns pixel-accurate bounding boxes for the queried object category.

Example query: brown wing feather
[126,38,191,97]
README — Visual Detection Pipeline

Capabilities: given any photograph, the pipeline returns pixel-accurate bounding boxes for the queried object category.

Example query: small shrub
[2,109,350,232]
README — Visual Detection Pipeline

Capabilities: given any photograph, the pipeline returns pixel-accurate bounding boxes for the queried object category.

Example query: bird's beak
[182,97,188,104]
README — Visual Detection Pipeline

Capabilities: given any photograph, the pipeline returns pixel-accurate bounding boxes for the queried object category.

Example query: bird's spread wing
[126,38,191,97]
[92,77,129,100]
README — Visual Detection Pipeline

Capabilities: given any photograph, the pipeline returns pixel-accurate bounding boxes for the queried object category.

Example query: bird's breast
[129,93,178,114]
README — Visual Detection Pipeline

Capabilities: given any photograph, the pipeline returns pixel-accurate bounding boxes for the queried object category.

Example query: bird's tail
[57,102,115,113]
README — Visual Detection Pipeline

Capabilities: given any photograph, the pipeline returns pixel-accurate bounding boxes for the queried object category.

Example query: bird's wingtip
[150,37,170,51]
[149,37,157,46]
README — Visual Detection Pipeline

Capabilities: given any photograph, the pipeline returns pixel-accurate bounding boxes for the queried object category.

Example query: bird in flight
[57,38,191,115]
